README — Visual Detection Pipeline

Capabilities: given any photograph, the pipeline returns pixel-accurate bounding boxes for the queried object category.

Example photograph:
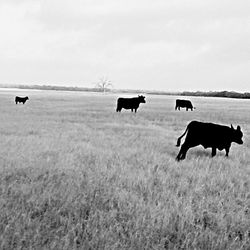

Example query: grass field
[0,89,250,249]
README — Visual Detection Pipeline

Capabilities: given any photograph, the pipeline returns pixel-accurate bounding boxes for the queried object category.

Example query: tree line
[0,84,250,99]
[180,91,250,99]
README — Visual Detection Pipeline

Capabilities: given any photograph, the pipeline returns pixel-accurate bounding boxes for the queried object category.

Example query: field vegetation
[0,89,250,249]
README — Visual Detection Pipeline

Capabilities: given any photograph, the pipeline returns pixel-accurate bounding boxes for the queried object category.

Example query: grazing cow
[176,121,243,161]
[175,99,195,111]
[116,95,146,113]
[15,96,29,104]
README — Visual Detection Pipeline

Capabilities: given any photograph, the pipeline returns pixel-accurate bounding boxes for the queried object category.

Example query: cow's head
[138,95,146,103]
[231,124,243,144]
[26,96,29,100]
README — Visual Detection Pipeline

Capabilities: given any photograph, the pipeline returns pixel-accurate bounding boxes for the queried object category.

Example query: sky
[0,0,249,92]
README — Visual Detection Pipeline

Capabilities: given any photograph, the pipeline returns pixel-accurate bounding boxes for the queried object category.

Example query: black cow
[15,96,29,104]
[175,99,195,111]
[176,121,243,161]
[116,95,146,113]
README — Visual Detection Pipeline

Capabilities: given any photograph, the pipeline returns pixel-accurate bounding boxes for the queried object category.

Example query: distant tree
[95,76,113,92]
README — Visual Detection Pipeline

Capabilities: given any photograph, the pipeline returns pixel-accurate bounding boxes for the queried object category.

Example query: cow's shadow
[189,150,212,158]
[173,147,226,160]
[188,149,226,159]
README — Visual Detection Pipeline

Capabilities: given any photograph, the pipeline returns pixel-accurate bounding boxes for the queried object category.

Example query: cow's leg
[186,107,188,111]
[131,109,133,112]
[225,147,230,157]
[176,144,189,161]
[135,108,137,113]
[211,147,216,157]
[180,144,189,160]
[176,150,182,161]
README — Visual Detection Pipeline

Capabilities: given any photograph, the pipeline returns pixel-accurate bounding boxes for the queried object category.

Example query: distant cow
[175,99,195,111]
[116,95,146,113]
[15,96,29,104]
[176,121,243,161]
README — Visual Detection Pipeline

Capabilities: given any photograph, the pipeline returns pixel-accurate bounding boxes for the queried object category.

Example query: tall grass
[0,90,249,249]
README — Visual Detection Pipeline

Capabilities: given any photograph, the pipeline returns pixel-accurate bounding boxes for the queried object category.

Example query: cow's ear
[237,125,241,131]
[231,124,234,130]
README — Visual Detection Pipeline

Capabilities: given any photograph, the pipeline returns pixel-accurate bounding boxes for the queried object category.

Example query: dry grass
[0,89,250,249]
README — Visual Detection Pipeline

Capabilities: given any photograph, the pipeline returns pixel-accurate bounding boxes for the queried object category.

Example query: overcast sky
[0,0,249,92]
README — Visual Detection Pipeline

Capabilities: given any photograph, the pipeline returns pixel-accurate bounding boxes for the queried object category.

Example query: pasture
[0,89,250,249]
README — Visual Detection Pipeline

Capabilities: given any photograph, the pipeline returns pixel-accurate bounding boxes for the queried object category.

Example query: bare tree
[95,76,113,92]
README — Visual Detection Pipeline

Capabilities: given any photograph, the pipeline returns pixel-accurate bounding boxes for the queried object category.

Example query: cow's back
[118,97,138,108]
[186,121,231,147]
[178,99,192,107]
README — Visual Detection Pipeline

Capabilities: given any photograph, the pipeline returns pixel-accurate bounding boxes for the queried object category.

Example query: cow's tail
[176,125,189,147]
